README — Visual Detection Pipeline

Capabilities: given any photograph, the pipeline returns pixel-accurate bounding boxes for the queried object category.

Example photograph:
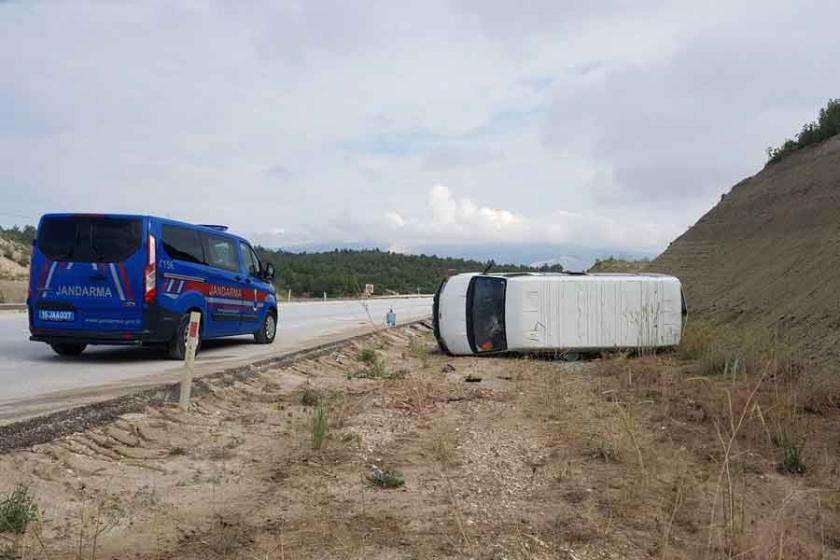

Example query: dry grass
[579,321,840,558]
[1,325,838,559]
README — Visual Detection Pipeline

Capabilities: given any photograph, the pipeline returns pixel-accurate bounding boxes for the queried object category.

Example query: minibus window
[470,276,507,353]
[162,225,204,264]
[203,234,240,272]
[38,216,141,262]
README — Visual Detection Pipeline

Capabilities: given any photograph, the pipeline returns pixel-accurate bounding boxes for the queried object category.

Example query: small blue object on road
[385,307,397,327]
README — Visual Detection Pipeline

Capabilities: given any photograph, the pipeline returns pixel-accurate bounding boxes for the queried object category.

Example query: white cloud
[1,1,838,259]
[384,211,405,227]
[384,185,678,252]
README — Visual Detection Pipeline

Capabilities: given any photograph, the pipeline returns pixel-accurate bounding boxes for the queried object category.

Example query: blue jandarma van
[28,214,278,359]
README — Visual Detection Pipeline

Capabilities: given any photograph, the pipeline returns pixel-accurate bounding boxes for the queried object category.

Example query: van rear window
[38,216,142,262]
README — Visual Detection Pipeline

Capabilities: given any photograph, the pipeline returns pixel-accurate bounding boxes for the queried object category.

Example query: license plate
[38,310,75,322]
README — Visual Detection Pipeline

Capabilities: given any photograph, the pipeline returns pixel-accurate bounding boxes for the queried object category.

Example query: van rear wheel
[168,313,201,360]
[51,343,87,356]
[254,311,277,344]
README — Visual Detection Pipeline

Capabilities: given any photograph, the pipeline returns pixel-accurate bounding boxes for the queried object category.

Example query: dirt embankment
[1,325,838,559]
[0,235,28,303]
[652,134,840,362]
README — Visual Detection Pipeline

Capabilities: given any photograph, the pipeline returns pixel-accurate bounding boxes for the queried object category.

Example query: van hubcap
[265,315,276,340]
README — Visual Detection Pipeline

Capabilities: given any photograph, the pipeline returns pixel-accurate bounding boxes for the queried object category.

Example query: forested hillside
[256,248,563,297]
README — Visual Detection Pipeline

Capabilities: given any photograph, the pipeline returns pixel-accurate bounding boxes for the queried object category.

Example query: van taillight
[144,233,156,303]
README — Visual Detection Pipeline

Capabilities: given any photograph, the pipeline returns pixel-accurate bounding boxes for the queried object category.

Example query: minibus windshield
[468,276,507,352]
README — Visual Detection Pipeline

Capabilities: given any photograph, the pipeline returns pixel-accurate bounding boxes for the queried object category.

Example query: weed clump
[0,485,39,536]
[301,386,322,407]
[367,467,405,489]
[407,336,430,367]
[349,351,404,380]
[773,432,807,475]
[311,403,328,450]
[358,348,378,365]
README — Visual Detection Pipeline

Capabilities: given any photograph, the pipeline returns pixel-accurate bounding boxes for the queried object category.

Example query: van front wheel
[254,311,277,344]
[169,313,201,360]
[51,343,87,356]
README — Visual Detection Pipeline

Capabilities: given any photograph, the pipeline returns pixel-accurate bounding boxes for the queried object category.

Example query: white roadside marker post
[179,311,201,410]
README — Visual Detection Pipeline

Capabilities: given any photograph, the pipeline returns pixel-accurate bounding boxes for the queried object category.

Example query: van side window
[240,242,260,277]
[162,225,204,264]
[203,234,240,272]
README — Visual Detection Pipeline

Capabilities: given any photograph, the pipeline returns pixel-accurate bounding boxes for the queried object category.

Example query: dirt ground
[1,324,839,559]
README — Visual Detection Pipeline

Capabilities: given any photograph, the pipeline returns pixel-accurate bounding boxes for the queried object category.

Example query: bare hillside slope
[653,134,840,361]
[0,235,29,303]
[0,237,27,280]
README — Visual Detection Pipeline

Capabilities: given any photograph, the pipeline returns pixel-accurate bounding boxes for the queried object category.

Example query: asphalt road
[0,297,432,424]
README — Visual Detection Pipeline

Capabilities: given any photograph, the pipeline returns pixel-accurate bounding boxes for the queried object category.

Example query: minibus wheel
[51,343,87,356]
[254,310,277,344]
[169,312,201,360]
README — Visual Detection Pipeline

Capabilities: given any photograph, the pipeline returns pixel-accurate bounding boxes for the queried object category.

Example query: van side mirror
[262,262,275,281]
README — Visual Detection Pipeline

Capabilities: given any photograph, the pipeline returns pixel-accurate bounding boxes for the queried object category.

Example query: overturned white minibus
[433,272,685,356]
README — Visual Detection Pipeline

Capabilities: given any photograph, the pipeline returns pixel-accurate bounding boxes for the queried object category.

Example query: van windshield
[38,216,142,262]
[469,276,507,353]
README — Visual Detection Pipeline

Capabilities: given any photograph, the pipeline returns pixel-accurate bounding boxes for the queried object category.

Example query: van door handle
[234,275,242,281]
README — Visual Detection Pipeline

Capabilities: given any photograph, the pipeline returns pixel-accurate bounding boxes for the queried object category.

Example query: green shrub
[349,352,405,380]
[0,485,39,535]
[774,432,807,475]
[367,467,405,489]
[301,386,321,407]
[767,98,840,163]
[678,321,724,361]
[311,403,328,450]
[679,320,795,380]
[358,348,378,365]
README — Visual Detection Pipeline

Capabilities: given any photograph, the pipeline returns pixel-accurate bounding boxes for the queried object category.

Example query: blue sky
[2,1,839,264]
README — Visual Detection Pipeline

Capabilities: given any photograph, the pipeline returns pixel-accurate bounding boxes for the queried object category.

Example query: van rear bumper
[28,306,180,346]
[29,331,150,346]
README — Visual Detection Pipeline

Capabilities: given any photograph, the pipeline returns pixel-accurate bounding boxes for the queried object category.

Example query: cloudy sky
[2,1,838,263]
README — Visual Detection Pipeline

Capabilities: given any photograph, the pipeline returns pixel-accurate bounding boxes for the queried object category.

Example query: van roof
[39,213,250,244]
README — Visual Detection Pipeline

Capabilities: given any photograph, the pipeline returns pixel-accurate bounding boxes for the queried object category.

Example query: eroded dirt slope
[653,135,840,361]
